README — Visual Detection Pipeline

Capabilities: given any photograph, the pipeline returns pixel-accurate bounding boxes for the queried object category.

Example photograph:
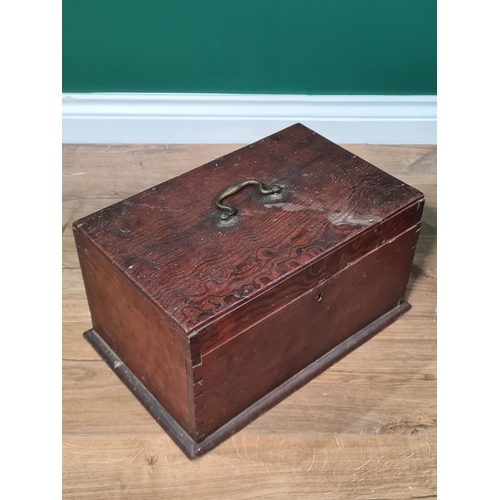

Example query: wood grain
[74,232,193,434]
[73,125,424,333]
[63,434,436,500]
[64,324,435,437]
[194,200,424,356]
[197,227,421,437]
[71,125,427,453]
[63,142,436,498]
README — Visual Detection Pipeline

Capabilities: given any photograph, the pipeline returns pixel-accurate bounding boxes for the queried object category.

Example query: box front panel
[191,199,424,356]
[193,223,421,439]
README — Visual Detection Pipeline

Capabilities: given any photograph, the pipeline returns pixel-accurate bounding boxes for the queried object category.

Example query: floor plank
[63,434,436,500]
[62,143,437,499]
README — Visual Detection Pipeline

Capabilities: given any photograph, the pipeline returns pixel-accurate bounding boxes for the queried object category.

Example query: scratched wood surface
[63,143,436,499]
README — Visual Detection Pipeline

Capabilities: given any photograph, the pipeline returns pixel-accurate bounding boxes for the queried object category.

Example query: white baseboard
[62,93,436,144]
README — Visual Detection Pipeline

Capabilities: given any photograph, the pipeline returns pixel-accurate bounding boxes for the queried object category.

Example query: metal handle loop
[215,180,282,221]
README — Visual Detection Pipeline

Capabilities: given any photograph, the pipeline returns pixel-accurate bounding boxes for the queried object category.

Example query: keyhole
[317,292,323,302]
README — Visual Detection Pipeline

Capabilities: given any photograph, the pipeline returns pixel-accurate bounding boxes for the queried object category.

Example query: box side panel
[73,226,195,436]
[192,222,421,439]
[191,198,424,358]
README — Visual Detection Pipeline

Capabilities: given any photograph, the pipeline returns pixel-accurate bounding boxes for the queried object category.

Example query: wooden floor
[62,143,436,499]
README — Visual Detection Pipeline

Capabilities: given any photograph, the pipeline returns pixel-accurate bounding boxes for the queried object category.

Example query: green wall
[63,0,436,95]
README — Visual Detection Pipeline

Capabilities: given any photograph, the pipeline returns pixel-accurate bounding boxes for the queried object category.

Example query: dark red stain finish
[75,124,423,333]
[73,123,425,458]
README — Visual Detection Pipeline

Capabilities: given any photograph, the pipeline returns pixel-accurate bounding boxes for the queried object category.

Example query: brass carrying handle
[215,180,282,221]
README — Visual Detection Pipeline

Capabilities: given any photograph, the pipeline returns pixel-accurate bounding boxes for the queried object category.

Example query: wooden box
[73,123,424,459]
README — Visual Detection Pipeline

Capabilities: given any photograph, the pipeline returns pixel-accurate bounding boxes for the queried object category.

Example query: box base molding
[84,300,411,459]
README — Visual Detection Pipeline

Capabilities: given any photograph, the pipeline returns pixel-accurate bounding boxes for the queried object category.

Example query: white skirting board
[62,93,436,144]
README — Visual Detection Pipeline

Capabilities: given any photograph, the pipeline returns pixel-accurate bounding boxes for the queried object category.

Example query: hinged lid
[75,124,423,335]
